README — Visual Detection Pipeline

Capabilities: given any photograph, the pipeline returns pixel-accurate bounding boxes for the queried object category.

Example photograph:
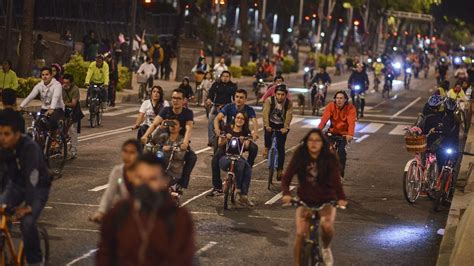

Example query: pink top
[260,84,292,102]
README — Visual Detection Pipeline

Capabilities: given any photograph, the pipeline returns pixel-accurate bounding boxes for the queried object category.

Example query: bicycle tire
[45,133,67,179]
[223,175,231,210]
[89,102,97,128]
[403,160,421,203]
[426,163,438,200]
[267,147,277,189]
[433,170,449,212]
[231,182,236,205]
[96,105,103,126]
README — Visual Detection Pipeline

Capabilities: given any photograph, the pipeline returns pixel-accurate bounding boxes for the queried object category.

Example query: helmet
[333,90,349,100]
[428,95,444,107]
[444,98,457,112]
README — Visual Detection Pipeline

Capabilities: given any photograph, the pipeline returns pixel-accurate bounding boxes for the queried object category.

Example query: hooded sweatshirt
[20,78,65,110]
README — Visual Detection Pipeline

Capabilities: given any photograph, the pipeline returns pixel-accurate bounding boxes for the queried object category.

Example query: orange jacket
[318,102,356,136]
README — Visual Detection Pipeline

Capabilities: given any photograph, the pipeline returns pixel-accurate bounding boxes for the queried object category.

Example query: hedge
[317,54,335,68]
[229,65,242,78]
[282,56,296,74]
[16,77,42,98]
[63,53,131,91]
[242,62,257,76]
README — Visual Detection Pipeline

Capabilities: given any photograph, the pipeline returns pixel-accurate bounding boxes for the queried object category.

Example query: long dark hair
[150,85,164,105]
[290,128,339,185]
[232,111,250,134]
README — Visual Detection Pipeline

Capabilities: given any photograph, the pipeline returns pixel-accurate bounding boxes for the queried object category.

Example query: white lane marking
[196,241,218,256]
[65,248,99,265]
[102,107,138,116]
[302,118,322,128]
[389,125,409,135]
[391,97,421,118]
[359,123,384,133]
[78,126,131,140]
[52,227,100,233]
[181,189,213,206]
[48,201,100,207]
[363,114,417,120]
[372,100,386,109]
[264,186,296,205]
[355,134,370,143]
[79,128,132,142]
[196,147,212,154]
[88,184,109,192]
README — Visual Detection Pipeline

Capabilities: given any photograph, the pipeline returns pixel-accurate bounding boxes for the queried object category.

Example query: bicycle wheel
[267,147,277,190]
[89,102,97,128]
[403,160,421,203]
[300,241,313,266]
[231,182,236,205]
[426,163,438,200]
[223,174,231,210]
[45,133,67,178]
[96,105,103,126]
[433,170,449,212]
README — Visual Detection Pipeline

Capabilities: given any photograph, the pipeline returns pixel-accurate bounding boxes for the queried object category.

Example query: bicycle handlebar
[290,198,346,210]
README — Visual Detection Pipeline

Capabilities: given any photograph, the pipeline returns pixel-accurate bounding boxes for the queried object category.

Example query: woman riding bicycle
[132,86,169,141]
[217,111,254,207]
[282,128,347,266]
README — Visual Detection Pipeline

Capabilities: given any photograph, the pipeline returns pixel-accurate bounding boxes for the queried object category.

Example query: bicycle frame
[268,130,279,170]
[0,207,25,266]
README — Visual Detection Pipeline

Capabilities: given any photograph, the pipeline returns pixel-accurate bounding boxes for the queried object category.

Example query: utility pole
[212,3,220,66]
[261,0,267,20]
[3,0,13,60]
[128,0,138,69]
[298,0,304,25]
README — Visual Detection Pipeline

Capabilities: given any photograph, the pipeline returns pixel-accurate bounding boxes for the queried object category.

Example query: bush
[317,54,335,68]
[242,62,257,76]
[16,77,42,98]
[63,53,130,91]
[229,65,242,78]
[282,56,295,74]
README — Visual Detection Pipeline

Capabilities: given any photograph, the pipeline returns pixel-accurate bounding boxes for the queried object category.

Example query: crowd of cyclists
[0,45,472,264]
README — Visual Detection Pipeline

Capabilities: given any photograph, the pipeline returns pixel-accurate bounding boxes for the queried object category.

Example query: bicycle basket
[404,135,427,153]
[137,73,148,84]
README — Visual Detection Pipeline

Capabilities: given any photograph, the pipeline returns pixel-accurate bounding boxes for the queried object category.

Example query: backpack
[270,96,289,122]
[152,46,161,60]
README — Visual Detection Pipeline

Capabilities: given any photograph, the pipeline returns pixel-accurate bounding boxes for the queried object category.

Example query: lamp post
[212,0,225,66]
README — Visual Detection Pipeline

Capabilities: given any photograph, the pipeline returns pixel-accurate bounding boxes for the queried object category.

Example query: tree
[239,0,250,66]
[18,0,35,77]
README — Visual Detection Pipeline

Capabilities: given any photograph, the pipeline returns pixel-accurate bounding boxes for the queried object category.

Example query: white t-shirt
[139,99,170,126]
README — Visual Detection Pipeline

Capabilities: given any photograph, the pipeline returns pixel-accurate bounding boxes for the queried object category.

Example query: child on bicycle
[282,128,347,266]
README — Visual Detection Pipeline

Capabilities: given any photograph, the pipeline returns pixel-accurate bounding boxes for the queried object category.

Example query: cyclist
[141,89,196,190]
[309,66,332,104]
[447,81,469,102]
[372,57,384,91]
[318,91,356,178]
[348,63,369,117]
[436,57,449,85]
[0,111,52,265]
[415,95,445,163]
[137,56,157,95]
[20,66,65,130]
[467,64,474,86]
[261,75,290,102]
[96,153,195,265]
[454,64,468,81]
[1,89,25,133]
[437,98,461,169]
[262,85,293,180]
[85,55,109,107]
[206,70,237,147]
[435,80,450,97]
[62,74,83,159]
[216,111,254,206]
[281,128,347,266]
[89,139,142,223]
[382,62,396,98]
[208,89,259,196]
[132,86,169,141]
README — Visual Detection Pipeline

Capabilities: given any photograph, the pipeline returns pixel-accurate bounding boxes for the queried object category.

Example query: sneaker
[238,195,255,207]
[70,152,77,160]
[322,248,334,266]
[206,188,223,197]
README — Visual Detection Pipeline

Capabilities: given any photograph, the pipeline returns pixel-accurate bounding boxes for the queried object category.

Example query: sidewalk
[437,103,474,265]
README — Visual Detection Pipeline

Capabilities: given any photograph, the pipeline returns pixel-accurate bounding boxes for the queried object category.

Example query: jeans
[208,107,219,145]
[0,183,50,264]
[40,108,65,131]
[136,124,149,141]
[179,149,196,189]
[336,139,347,177]
[219,156,252,195]
[69,122,78,154]
[264,124,288,170]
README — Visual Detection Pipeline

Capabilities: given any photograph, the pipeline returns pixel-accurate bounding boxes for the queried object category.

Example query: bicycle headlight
[393,62,401,69]
[319,85,324,89]
[446,148,453,155]
[230,139,238,148]
[368,58,373,64]
[354,85,361,91]
[406,68,412,74]
[156,150,165,159]
[454,57,461,64]
[304,67,310,72]
[259,79,263,82]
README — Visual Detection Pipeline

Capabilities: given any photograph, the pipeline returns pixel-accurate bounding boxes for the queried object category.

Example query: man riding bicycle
[262,85,293,180]
[318,91,356,178]
[85,55,109,108]
[0,111,51,265]
[348,63,369,117]
[309,67,332,104]
[372,58,384,91]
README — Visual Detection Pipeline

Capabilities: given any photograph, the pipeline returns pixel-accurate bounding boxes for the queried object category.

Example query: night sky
[432,0,474,25]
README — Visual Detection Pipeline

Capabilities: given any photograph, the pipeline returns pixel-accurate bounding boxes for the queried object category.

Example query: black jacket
[310,72,332,85]
[348,71,369,92]
[207,81,237,105]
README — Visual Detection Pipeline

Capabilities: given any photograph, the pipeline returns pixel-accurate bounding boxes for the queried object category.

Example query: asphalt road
[34,72,450,265]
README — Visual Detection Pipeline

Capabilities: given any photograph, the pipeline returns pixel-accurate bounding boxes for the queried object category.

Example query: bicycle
[221,135,249,210]
[404,67,412,90]
[350,84,364,118]
[88,84,104,128]
[289,198,345,266]
[137,73,150,103]
[267,129,280,190]
[310,83,325,116]
[433,147,457,212]
[373,73,381,92]
[0,205,49,266]
[24,111,67,178]
[455,101,469,135]
[382,74,393,98]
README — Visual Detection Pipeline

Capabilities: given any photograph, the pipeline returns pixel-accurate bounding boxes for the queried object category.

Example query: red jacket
[318,102,356,136]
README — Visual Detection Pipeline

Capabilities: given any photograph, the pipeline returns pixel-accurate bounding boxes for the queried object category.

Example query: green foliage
[229,65,242,78]
[117,65,131,91]
[282,56,295,74]
[16,77,42,98]
[63,53,90,88]
[317,54,335,68]
[242,62,257,76]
